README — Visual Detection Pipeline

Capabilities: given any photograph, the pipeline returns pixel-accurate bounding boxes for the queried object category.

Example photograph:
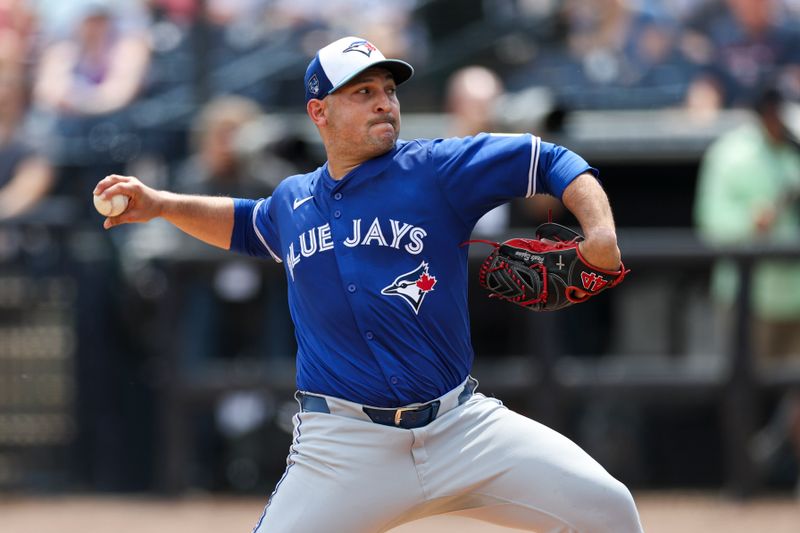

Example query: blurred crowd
[0,0,425,224]
[1,0,800,221]
[505,0,800,112]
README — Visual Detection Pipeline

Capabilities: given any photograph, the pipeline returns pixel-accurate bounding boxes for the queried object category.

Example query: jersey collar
[320,143,403,193]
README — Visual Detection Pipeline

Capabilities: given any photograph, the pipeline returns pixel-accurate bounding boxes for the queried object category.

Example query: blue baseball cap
[304,36,414,103]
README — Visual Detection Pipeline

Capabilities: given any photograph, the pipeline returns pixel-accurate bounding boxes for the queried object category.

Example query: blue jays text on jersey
[283,216,428,281]
[230,133,595,407]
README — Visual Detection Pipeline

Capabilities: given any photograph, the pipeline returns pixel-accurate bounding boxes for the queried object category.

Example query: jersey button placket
[328,186,386,387]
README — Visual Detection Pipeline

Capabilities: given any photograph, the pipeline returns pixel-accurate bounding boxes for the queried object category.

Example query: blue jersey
[230,133,595,407]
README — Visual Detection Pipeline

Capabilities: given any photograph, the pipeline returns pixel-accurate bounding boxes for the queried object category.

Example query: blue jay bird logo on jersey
[381,261,437,314]
[343,40,377,57]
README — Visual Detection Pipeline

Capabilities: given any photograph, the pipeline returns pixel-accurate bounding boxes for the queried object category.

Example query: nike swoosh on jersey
[293,196,314,209]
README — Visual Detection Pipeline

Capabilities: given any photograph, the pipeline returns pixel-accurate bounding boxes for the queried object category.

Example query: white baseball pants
[252,379,644,533]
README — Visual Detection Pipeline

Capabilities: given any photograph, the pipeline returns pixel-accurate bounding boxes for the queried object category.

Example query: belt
[297,377,478,430]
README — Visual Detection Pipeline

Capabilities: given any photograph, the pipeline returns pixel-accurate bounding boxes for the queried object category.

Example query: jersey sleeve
[537,140,598,197]
[431,133,597,227]
[229,197,283,262]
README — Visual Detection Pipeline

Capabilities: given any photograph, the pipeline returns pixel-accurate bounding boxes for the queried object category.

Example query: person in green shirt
[695,85,800,493]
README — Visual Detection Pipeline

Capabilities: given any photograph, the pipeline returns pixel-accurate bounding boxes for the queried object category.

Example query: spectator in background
[33,0,150,47]
[565,0,693,108]
[0,61,54,220]
[33,1,150,118]
[694,85,800,493]
[508,0,693,110]
[31,0,151,195]
[445,66,504,143]
[174,95,290,197]
[684,0,800,114]
[0,0,37,66]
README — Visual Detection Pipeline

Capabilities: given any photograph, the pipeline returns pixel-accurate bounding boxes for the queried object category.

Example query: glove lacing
[465,239,550,307]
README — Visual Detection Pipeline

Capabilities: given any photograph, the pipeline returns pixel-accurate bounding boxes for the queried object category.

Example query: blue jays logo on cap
[307,74,320,96]
[343,40,377,57]
[304,36,414,104]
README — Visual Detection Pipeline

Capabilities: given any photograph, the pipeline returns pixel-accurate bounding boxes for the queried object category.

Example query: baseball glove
[469,222,628,312]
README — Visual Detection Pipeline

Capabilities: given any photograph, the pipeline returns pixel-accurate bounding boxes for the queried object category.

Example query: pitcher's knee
[571,476,643,533]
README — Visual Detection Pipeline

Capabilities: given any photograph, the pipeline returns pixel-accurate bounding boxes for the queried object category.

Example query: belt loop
[298,392,331,414]
[458,376,478,405]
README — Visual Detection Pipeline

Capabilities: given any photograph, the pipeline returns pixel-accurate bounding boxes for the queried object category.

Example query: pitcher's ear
[307,99,327,126]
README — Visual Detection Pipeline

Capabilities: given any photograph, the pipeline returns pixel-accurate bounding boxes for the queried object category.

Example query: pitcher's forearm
[159,192,235,249]
[94,174,235,250]
[562,173,621,270]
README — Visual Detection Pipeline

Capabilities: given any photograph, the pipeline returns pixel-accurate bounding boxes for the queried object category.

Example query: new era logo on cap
[304,36,414,103]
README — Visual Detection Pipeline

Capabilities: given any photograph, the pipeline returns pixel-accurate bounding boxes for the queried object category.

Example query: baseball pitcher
[94,37,643,533]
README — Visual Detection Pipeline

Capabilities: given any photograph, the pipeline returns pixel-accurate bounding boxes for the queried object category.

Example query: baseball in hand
[93,193,129,217]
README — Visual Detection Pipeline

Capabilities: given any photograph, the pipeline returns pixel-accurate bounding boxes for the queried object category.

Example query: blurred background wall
[2,0,800,500]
